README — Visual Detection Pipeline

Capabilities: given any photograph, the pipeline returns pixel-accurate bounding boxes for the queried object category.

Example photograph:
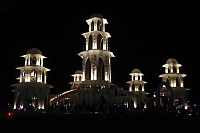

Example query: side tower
[13,48,52,110]
[127,69,147,92]
[69,70,83,89]
[127,69,148,109]
[78,14,115,88]
[159,58,188,109]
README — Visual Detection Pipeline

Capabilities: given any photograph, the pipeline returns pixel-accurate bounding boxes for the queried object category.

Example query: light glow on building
[13,48,52,110]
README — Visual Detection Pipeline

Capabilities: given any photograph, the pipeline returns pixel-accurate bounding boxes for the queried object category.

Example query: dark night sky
[1,1,199,107]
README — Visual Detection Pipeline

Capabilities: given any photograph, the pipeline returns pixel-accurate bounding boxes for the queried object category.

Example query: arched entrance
[85,59,91,80]
[97,57,105,80]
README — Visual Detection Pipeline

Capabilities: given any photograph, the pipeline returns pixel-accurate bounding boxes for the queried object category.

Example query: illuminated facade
[69,70,83,89]
[50,14,117,111]
[78,14,115,88]
[127,69,148,109]
[12,48,52,110]
[48,15,190,114]
[158,58,189,109]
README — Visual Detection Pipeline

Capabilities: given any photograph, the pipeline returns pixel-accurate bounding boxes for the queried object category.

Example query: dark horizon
[1,1,199,107]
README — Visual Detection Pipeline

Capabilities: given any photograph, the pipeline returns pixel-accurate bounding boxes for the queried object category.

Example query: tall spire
[78,14,115,85]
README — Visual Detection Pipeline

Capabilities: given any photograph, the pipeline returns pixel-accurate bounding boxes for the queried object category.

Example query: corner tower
[12,48,52,110]
[159,58,186,88]
[78,14,115,87]
[69,70,83,89]
[158,58,189,109]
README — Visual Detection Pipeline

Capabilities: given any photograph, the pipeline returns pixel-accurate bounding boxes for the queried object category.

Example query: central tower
[78,14,115,87]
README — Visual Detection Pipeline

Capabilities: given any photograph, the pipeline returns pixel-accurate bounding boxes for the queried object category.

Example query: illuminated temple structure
[157,58,189,109]
[78,13,114,88]
[11,14,190,113]
[12,48,53,110]
[50,14,117,111]
[49,14,149,112]
[127,69,148,109]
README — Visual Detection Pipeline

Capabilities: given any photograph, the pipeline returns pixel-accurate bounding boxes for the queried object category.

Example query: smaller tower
[159,58,186,88]
[127,69,148,109]
[127,69,147,92]
[17,48,50,83]
[12,48,52,110]
[159,58,188,109]
[69,70,83,89]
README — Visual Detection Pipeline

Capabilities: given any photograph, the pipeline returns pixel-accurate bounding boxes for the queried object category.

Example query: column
[144,102,147,109]
[41,58,43,67]
[184,103,188,110]
[93,35,97,49]
[94,67,97,80]
[86,38,89,50]
[103,24,105,31]
[180,79,184,87]
[25,73,27,82]
[82,69,85,81]
[91,67,94,80]
[106,39,108,50]
[129,84,132,92]
[135,86,139,91]
[28,73,30,82]
[174,79,177,87]
[134,99,137,108]
[36,73,39,82]
[25,58,27,66]
[105,71,108,81]
[28,55,30,65]
[170,79,173,87]
[135,75,138,80]
[13,102,16,109]
[94,20,97,31]
[40,72,43,83]
[165,67,168,73]
[36,58,40,65]
[20,70,22,83]
[89,23,91,32]
[44,71,47,83]
[177,67,179,73]
[142,85,144,92]
[163,77,167,82]
[103,38,106,50]
[109,58,111,82]
[170,68,173,73]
